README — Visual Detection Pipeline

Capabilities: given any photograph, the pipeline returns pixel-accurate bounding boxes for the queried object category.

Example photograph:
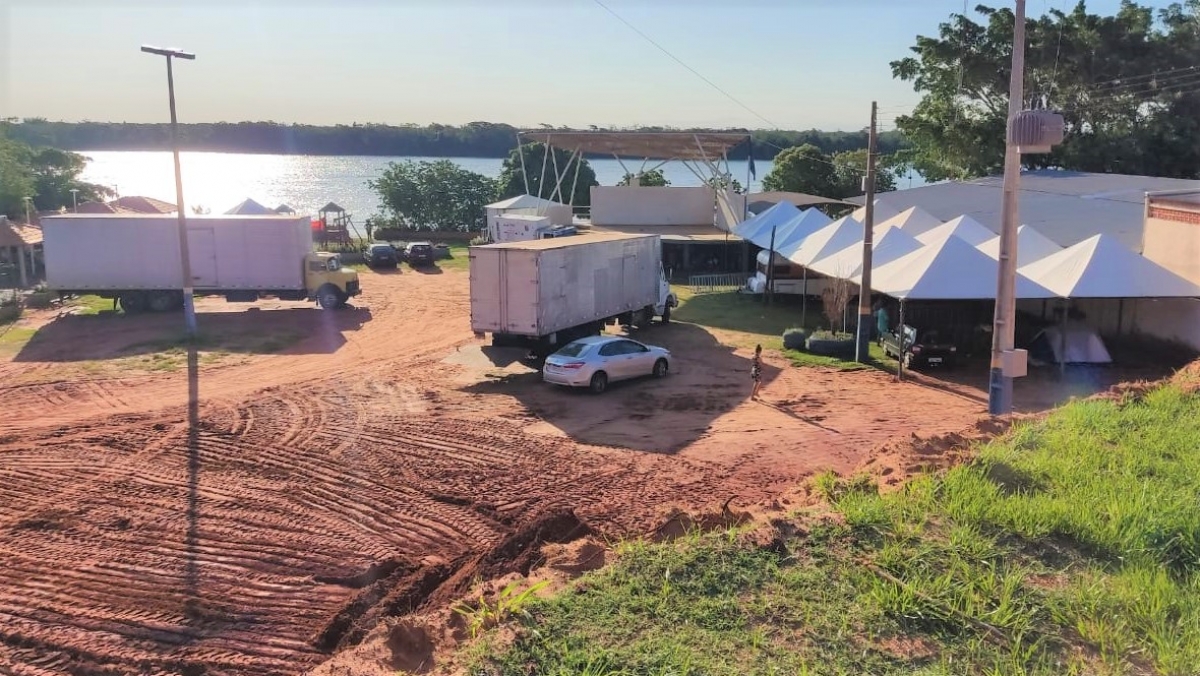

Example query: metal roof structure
[519,130,751,161]
[854,170,1200,251]
[746,191,855,209]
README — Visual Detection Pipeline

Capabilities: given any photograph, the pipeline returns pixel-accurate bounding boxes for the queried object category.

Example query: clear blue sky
[0,0,1173,131]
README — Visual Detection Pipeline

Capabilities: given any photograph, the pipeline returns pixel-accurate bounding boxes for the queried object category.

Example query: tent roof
[866,232,1056,300]
[734,201,802,242]
[274,203,296,214]
[852,199,901,224]
[767,209,833,252]
[977,224,1062,266]
[319,201,345,213]
[110,195,176,214]
[916,214,996,246]
[780,216,864,267]
[225,198,275,215]
[520,130,751,161]
[1019,233,1200,298]
[810,225,923,278]
[486,194,568,210]
[746,191,855,208]
[0,218,42,247]
[876,205,943,237]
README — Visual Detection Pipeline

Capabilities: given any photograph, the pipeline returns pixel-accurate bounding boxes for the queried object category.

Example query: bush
[782,328,809,350]
[469,235,491,246]
[806,331,855,357]
[24,291,56,309]
[0,301,21,324]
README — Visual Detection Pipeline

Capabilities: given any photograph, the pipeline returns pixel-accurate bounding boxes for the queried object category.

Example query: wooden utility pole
[855,101,878,362]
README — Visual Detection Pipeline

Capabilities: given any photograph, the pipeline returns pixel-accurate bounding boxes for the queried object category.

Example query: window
[308,261,325,272]
[598,342,622,357]
[773,265,791,276]
[554,342,590,358]
[620,341,648,354]
[327,257,341,272]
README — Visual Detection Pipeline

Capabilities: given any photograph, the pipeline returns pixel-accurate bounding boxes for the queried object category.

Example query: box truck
[469,233,676,357]
[42,214,361,312]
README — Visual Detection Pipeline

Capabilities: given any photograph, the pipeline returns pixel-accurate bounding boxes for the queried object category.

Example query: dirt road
[0,266,988,675]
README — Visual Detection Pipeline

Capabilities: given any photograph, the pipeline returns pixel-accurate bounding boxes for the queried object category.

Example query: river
[79,151,927,219]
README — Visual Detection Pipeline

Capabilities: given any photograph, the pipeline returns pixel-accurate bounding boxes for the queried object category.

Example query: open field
[0,264,1173,675]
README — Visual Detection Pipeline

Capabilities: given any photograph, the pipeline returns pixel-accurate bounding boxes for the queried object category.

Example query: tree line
[4,119,908,160]
[0,127,110,219]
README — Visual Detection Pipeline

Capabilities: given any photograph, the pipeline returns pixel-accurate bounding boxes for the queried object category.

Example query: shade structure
[486,194,567,210]
[916,215,996,246]
[876,205,943,237]
[779,216,864,267]
[770,208,834,252]
[810,225,923,279]
[1018,233,1200,298]
[865,232,1057,300]
[734,200,803,242]
[225,198,274,215]
[976,224,1062,266]
[852,199,901,224]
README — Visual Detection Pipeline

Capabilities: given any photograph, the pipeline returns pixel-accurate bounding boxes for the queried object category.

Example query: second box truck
[469,233,676,357]
[42,214,361,312]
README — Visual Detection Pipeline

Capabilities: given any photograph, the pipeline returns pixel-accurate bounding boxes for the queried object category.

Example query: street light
[70,188,79,212]
[141,44,197,336]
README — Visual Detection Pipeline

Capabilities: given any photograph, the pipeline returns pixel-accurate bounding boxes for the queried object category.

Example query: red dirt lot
[0,267,1043,674]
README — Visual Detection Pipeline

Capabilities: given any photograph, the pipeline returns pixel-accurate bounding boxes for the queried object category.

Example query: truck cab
[655,262,677,322]
[305,252,361,309]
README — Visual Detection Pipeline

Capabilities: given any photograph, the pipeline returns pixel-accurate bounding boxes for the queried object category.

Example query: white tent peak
[734,200,803,243]
[917,214,996,246]
[225,198,275,215]
[1019,233,1200,298]
[876,205,943,237]
[780,215,864,266]
[852,199,900,224]
[810,224,923,278]
[766,208,833,252]
[866,232,1056,300]
[486,194,567,210]
[977,224,1062,266]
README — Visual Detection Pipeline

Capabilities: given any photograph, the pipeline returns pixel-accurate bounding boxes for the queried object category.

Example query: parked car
[364,243,398,268]
[406,242,435,267]
[543,335,671,394]
[881,324,958,369]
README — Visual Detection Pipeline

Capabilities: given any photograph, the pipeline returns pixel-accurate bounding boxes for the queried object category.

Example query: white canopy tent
[762,208,832,252]
[225,198,275,215]
[876,206,943,237]
[977,224,1062,266]
[916,215,996,247]
[1019,233,1200,298]
[852,199,901,224]
[810,225,923,278]
[734,200,803,242]
[779,216,864,267]
[865,233,1057,300]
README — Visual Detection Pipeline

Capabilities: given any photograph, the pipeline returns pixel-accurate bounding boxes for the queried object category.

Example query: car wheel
[119,292,148,314]
[589,371,608,394]
[653,358,669,378]
[147,290,180,313]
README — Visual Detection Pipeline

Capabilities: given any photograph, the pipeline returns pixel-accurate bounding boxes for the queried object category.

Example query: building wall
[1144,198,1200,285]
[590,186,715,226]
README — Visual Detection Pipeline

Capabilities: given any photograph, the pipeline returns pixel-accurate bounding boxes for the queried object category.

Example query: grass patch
[67,294,116,316]
[672,288,827,350]
[438,245,471,271]
[0,326,37,353]
[785,342,896,372]
[467,378,1200,675]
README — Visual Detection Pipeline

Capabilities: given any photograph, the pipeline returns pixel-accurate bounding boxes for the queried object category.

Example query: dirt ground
[0,266,1150,675]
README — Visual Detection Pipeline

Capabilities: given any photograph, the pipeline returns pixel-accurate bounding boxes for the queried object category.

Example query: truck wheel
[317,286,343,310]
[661,305,672,324]
[589,371,608,394]
[119,292,148,314]
[148,291,181,313]
[653,358,669,378]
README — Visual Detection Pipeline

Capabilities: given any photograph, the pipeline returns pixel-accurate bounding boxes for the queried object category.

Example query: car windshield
[554,342,591,358]
[370,245,391,252]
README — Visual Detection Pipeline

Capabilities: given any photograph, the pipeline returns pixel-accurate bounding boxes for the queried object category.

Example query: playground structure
[312,202,364,248]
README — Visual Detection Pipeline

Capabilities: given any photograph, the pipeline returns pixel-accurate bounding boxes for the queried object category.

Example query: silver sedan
[542,335,672,394]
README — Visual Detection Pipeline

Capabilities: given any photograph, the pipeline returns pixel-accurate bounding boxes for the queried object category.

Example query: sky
[0,0,1176,131]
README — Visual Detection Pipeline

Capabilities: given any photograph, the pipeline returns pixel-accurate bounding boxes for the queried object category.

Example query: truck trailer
[42,214,361,312]
[469,233,676,357]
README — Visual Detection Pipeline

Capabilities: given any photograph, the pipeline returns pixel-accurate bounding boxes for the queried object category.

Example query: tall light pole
[141,45,197,336]
[855,101,878,362]
[70,188,79,212]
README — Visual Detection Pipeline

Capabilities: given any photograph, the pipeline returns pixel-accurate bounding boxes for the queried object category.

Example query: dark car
[882,324,959,369]
[406,242,435,267]
[364,243,398,268]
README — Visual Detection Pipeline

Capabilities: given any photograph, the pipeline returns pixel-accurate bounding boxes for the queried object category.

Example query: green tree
[496,143,598,207]
[893,2,1200,181]
[617,169,670,187]
[761,144,839,197]
[369,159,497,232]
[705,175,745,194]
[830,149,897,197]
[0,135,35,219]
[27,147,112,211]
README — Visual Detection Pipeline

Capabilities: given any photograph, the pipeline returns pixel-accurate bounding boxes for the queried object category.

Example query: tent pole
[766,225,777,306]
[801,266,808,327]
[1059,300,1068,379]
[517,133,529,195]
[897,299,906,382]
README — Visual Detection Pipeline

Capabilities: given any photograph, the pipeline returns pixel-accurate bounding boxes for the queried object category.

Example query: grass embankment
[466,374,1200,675]
[672,289,896,372]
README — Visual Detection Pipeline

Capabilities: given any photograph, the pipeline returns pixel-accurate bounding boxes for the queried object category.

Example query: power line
[591,0,778,129]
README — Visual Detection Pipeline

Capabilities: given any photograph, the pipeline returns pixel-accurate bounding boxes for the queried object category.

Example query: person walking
[875,303,890,346]
[751,344,763,400]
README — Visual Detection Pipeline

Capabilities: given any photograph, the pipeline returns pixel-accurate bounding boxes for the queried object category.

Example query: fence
[688,272,747,295]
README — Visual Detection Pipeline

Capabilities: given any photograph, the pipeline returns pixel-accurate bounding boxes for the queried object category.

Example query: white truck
[469,233,676,357]
[42,214,361,312]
